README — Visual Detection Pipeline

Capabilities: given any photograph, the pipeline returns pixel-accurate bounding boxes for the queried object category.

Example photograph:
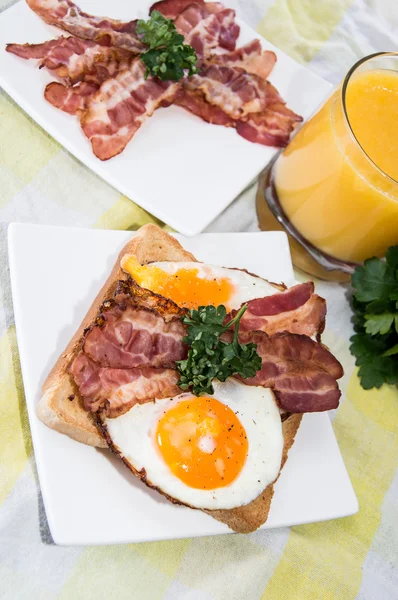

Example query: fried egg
[104,378,283,510]
[121,256,279,310]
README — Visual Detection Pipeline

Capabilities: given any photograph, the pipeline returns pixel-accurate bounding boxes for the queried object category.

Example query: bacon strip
[150,0,225,20]
[236,104,303,147]
[237,331,343,413]
[70,354,180,418]
[26,0,145,53]
[174,88,233,125]
[216,7,239,51]
[181,9,221,56]
[79,59,179,160]
[6,36,133,84]
[82,279,187,368]
[175,88,301,147]
[6,38,59,59]
[208,39,277,80]
[45,80,98,114]
[83,304,187,368]
[153,0,239,51]
[184,64,283,119]
[235,282,326,337]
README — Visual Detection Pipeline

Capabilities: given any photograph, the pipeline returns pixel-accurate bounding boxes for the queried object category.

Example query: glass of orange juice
[256,52,398,281]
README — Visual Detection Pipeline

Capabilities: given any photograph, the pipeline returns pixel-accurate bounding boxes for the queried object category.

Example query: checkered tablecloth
[1,1,397,599]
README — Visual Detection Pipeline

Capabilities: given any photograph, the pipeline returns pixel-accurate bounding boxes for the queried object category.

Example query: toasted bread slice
[38,223,302,533]
[38,225,195,448]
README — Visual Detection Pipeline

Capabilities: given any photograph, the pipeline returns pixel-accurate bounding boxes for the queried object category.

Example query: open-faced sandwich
[38,224,343,533]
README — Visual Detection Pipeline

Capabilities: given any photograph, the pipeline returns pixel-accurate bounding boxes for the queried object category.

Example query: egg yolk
[156,397,248,490]
[121,255,234,309]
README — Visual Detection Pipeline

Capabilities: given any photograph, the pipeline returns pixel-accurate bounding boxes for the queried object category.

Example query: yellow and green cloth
[1,1,397,598]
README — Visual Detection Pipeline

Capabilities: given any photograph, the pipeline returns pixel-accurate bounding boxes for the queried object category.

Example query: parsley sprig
[176,304,262,396]
[136,10,198,81]
[350,246,398,389]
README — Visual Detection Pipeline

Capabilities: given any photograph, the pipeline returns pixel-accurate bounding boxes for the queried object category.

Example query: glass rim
[341,51,398,186]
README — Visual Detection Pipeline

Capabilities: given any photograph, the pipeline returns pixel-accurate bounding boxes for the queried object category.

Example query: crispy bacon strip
[236,103,303,147]
[82,279,187,368]
[233,282,326,337]
[208,39,277,80]
[153,0,239,51]
[79,59,179,160]
[273,372,341,414]
[174,88,233,125]
[70,354,180,418]
[237,331,343,413]
[216,7,239,51]
[6,38,59,59]
[178,8,220,56]
[175,88,300,147]
[26,0,145,53]
[182,12,221,56]
[83,304,187,368]
[45,80,98,114]
[184,64,283,119]
[6,36,133,84]
[150,0,224,20]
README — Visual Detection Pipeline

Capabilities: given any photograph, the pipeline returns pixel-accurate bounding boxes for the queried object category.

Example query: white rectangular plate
[0,0,332,235]
[8,223,358,545]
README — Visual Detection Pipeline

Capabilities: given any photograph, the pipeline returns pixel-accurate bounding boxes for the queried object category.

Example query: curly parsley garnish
[136,10,198,81]
[349,246,398,389]
[176,304,262,396]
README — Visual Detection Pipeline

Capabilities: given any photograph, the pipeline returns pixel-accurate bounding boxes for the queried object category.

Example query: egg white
[150,261,279,310]
[104,379,284,510]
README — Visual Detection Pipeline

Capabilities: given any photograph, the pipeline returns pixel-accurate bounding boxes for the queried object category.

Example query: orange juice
[273,68,398,264]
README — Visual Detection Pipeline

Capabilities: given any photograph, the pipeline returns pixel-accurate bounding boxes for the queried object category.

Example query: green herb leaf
[383,343,398,357]
[136,10,178,48]
[176,304,262,396]
[136,10,198,81]
[349,333,398,389]
[364,313,395,335]
[365,299,391,314]
[386,246,398,271]
[351,256,396,302]
[349,246,398,389]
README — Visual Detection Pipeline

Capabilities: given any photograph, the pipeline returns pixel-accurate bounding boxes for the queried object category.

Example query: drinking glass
[256,52,398,282]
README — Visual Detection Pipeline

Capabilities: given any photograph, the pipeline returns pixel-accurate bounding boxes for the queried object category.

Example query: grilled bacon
[70,353,180,418]
[79,59,180,160]
[6,36,133,84]
[69,278,342,418]
[235,282,326,338]
[26,0,145,53]
[237,331,343,413]
[7,0,302,157]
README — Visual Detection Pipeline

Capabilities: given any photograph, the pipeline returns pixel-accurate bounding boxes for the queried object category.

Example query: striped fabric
[1,1,397,599]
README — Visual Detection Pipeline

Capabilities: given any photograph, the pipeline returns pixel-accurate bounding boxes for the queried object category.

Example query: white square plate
[8,223,358,545]
[0,1,332,235]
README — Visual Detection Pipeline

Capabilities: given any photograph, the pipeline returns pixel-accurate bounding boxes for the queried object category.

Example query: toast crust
[38,225,195,447]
